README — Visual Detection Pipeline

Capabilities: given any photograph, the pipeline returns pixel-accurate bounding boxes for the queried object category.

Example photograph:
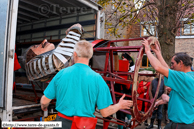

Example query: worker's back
[44,63,113,117]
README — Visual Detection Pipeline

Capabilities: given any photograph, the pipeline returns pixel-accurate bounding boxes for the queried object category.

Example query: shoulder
[55,65,75,76]
[94,72,104,81]
[93,73,108,86]
[186,71,194,81]
[88,68,103,77]
[168,69,183,77]
[187,71,194,76]
[63,65,76,71]
[169,69,194,79]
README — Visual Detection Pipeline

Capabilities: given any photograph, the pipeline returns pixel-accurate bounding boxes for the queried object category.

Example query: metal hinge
[8,49,14,59]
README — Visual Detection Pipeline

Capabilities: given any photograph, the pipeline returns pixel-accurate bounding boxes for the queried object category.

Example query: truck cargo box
[0,0,104,122]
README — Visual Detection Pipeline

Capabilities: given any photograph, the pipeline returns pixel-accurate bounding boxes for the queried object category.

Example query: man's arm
[154,99,167,107]
[142,39,169,77]
[40,95,52,111]
[161,93,169,102]
[99,94,133,117]
[154,94,169,107]
[149,39,169,69]
[155,51,169,69]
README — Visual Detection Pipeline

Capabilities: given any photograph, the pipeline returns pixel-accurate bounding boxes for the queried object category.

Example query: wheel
[131,47,162,123]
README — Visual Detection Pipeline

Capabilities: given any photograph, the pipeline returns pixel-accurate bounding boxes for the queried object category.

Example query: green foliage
[140,67,156,73]
[96,0,194,39]
[191,13,194,19]
[96,0,111,7]
[96,0,147,37]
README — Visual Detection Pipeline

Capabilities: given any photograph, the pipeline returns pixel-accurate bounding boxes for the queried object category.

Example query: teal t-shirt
[44,63,113,117]
[164,69,194,124]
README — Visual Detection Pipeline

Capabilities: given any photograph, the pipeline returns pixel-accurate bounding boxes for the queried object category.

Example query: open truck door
[0,0,19,121]
[0,0,103,123]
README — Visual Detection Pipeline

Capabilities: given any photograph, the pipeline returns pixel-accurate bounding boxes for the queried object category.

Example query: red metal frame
[92,38,162,129]
[18,37,163,128]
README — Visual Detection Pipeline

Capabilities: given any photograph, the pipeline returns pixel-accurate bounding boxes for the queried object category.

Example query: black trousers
[55,115,72,129]
[151,105,163,120]
[164,121,194,129]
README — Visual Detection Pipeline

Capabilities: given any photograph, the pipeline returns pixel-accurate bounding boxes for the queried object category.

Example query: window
[140,53,153,68]
[141,24,156,36]
[183,23,194,35]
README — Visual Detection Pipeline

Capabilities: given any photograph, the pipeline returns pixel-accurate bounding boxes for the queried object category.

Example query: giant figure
[23,24,83,82]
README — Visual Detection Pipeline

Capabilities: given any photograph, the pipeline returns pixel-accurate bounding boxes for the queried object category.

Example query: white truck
[0,0,104,124]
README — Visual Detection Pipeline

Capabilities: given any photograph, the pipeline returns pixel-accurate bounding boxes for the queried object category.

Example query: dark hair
[26,48,37,63]
[121,53,134,66]
[173,52,192,67]
[20,46,37,70]
[122,53,130,60]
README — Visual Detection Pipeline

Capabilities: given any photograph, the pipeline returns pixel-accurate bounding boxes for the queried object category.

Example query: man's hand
[118,94,133,110]
[40,95,52,111]
[99,94,133,117]
[166,87,172,93]
[150,40,161,54]
[154,94,169,109]
[142,38,161,54]
[142,38,151,54]
[154,99,161,108]
[41,104,48,111]
[154,99,160,110]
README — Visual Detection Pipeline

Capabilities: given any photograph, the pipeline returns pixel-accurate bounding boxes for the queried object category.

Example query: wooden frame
[182,23,194,35]
[141,24,156,37]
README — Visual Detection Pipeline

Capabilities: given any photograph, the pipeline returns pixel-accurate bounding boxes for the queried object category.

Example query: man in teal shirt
[40,40,133,128]
[142,36,194,129]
